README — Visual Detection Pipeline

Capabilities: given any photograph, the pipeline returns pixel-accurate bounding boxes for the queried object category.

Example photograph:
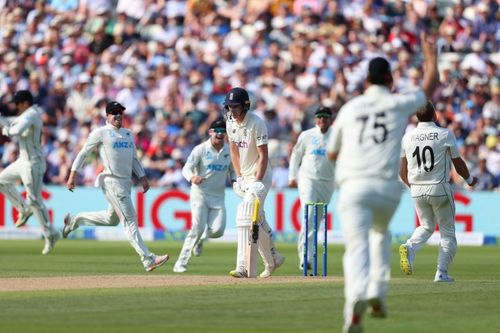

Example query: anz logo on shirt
[113,141,133,149]
[207,164,227,172]
[310,137,326,156]
[311,149,326,156]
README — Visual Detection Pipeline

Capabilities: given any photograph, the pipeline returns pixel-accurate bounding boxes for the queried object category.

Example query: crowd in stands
[0,0,498,190]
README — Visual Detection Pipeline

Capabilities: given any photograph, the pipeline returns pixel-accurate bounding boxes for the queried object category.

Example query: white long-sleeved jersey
[401,122,460,185]
[328,85,426,184]
[3,105,44,162]
[71,123,145,179]
[182,139,235,197]
[289,126,335,182]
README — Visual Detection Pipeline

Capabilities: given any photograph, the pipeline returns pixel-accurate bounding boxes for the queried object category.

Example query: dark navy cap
[106,101,126,114]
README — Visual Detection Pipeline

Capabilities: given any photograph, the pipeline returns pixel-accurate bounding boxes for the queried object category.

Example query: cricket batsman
[224,87,285,278]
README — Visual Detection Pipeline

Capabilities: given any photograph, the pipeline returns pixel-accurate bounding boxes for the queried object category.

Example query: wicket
[303,202,328,277]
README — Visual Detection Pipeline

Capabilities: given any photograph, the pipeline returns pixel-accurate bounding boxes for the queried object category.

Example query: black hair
[416,101,436,122]
[367,57,392,85]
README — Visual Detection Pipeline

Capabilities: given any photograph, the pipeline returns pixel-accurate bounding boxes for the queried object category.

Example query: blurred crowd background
[0,0,498,191]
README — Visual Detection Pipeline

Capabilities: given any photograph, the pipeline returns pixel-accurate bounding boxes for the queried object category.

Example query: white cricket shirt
[182,139,235,197]
[328,85,426,184]
[227,112,271,178]
[401,122,460,185]
[5,105,44,162]
[289,126,335,182]
[71,123,146,179]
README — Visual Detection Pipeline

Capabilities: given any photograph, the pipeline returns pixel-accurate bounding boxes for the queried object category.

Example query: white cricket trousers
[338,179,401,323]
[72,176,154,268]
[297,178,334,264]
[407,183,456,272]
[176,191,226,266]
[0,158,56,239]
[235,172,279,271]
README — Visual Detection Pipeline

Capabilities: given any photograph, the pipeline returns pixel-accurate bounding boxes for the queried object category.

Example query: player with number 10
[399,101,477,283]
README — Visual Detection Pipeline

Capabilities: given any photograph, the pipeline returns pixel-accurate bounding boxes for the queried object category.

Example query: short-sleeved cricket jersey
[227,112,271,178]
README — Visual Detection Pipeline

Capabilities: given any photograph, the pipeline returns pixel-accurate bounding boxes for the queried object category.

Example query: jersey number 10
[412,145,435,172]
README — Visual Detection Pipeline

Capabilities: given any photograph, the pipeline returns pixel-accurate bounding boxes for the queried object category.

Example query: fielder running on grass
[327,32,439,333]
[225,87,285,278]
[399,101,477,283]
[0,90,60,255]
[63,101,169,272]
[288,106,335,272]
[173,119,236,273]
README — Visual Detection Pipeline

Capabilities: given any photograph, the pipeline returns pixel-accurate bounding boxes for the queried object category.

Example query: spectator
[471,156,496,191]
[0,0,497,194]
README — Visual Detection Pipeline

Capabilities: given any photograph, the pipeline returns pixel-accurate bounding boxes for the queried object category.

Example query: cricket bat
[247,197,260,278]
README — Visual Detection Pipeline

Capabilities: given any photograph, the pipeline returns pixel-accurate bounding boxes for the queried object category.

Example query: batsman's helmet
[223,87,250,111]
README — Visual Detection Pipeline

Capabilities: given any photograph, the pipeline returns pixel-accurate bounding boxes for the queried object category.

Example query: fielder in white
[0,90,59,255]
[399,101,477,283]
[224,87,285,278]
[63,101,169,272]
[288,106,335,271]
[173,119,235,273]
[327,33,439,333]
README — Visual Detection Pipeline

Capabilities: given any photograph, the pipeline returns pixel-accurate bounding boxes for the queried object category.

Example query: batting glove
[233,176,245,198]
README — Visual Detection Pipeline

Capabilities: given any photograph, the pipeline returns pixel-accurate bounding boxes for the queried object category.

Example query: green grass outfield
[1,240,499,333]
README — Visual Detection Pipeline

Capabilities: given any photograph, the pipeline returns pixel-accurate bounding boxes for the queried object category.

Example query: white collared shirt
[401,122,460,185]
[328,85,426,184]
[289,125,335,182]
[227,112,271,178]
[3,105,44,162]
[71,123,145,179]
[182,139,235,196]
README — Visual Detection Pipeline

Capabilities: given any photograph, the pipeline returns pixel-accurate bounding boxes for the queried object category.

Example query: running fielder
[327,32,439,333]
[173,119,235,273]
[0,90,60,255]
[225,87,285,278]
[63,101,169,272]
[399,101,477,282]
[289,106,335,271]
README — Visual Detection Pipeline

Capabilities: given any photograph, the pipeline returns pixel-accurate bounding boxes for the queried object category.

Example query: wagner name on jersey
[401,122,460,185]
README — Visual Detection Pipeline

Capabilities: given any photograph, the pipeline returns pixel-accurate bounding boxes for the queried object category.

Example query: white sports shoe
[62,214,74,238]
[192,240,203,257]
[229,268,248,278]
[145,254,170,272]
[399,244,415,275]
[434,270,454,282]
[173,262,187,273]
[42,232,60,255]
[15,208,33,228]
[259,253,286,278]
